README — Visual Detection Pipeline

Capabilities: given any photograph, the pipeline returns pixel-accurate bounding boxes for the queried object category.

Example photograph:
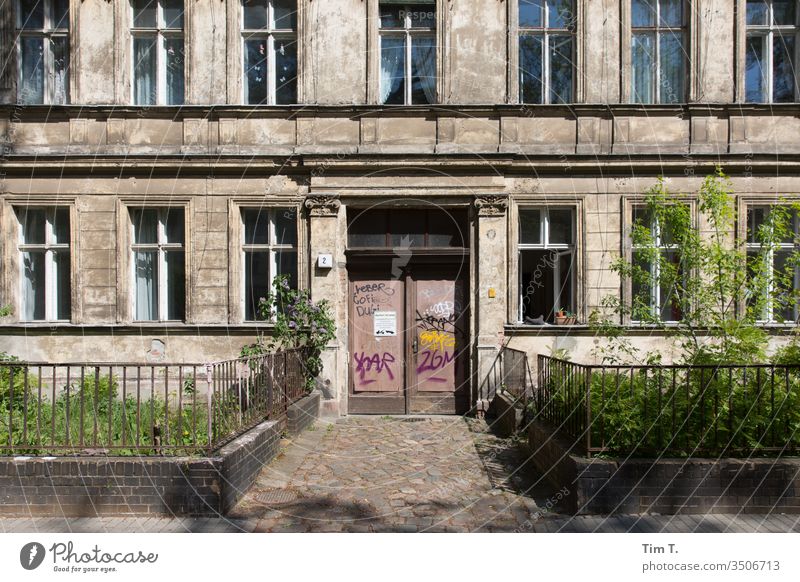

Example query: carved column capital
[474,194,509,217]
[305,194,341,217]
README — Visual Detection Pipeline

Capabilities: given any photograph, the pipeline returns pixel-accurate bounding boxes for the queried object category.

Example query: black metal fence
[0,349,309,456]
[478,346,533,407]
[536,355,800,457]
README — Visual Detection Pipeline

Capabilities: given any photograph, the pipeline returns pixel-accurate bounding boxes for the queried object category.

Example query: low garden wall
[488,391,524,438]
[287,391,321,436]
[528,420,800,515]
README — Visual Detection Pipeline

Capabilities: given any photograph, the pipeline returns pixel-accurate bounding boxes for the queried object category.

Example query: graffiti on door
[352,282,396,318]
[353,351,396,385]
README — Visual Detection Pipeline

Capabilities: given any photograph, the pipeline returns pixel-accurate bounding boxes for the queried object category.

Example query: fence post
[205,364,213,451]
[284,351,289,412]
[584,365,592,457]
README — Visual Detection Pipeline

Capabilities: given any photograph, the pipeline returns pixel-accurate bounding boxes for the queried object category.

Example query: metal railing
[479,345,534,407]
[535,355,800,457]
[0,349,309,456]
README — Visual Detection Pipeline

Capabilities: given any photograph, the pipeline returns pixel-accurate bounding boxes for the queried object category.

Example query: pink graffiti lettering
[416,350,455,374]
[354,352,396,384]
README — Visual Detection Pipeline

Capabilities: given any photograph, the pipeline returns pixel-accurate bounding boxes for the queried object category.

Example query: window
[347,208,469,248]
[242,208,297,321]
[518,0,575,104]
[16,0,69,104]
[130,208,185,321]
[630,204,686,322]
[17,207,71,321]
[242,0,298,104]
[518,208,575,324]
[746,205,800,322]
[630,0,686,103]
[379,1,437,105]
[131,0,185,105]
[745,0,799,102]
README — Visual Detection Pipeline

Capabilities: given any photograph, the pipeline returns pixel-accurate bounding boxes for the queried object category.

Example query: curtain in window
[135,251,157,320]
[19,36,44,104]
[380,36,405,104]
[51,36,69,104]
[411,36,436,104]
[133,37,157,105]
[659,33,684,103]
[22,252,45,321]
[631,33,654,103]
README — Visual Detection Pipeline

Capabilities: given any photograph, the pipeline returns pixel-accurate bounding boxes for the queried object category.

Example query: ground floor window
[518,207,575,324]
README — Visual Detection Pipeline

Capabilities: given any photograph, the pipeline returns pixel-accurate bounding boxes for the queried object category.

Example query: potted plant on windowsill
[555,308,577,326]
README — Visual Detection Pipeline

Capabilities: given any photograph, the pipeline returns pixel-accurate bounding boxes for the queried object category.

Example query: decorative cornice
[305,193,341,217]
[474,194,508,217]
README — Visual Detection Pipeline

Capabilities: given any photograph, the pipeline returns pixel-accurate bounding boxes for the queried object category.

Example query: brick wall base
[287,391,321,436]
[527,420,800,515]
[0,420,281,517]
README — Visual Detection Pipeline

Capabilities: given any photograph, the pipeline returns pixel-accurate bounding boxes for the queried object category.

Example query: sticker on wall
[147,339,166,363]
[373,311,397,337]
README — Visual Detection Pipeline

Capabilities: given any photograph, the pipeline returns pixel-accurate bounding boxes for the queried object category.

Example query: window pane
[659,33,685,103]
[745,34,767,102]
[244,251,270,320]
[519,34,543,103]
[519,209,542,244]
[556,251,574,314]
[244,39,268,104]
[52,207,70,244]
[165,251,185,320]
[379,4,404,28]
[274,208,297,246]
[22,252,45,320]
[520,250,555,322]
[53,250,71,320]
[410,36,436,104]
[19,0,44,28]
[659,250,682,321]
[243,208,270,245]
[773,0,796,25]
[746,0,768,25]
[774,249,798,321]
[21,208,46,244]
[131,208,158,244]
[747,206,767,243]
[410,4,436,28]
[633,205,654,230]
[276,249,298,289]
[273,0,297,29]
[632,250,653,319]
[428,209,467,247]
[243,0,268,29]
[519,0,543,27]
[389,209,426,248]
[165,37,185,105]
[162,0,184,28]
[348,209,388,247]
[773,34,796,103]
[165,208,184,244]
[631,0,655,27]
[19,36,44,104]
[631,33,655,103]
[380,36,406,104]
[134,251,158,320]
[51,35,69,105]
[549,35,573,103]
[275,37,298,104]
[133,36,157,105]
[548,209,573,245]
[746,248,769,319]
[547,0,572,29]
[132,0,157,28]
[51,0,70,28]
[659,0,682,27]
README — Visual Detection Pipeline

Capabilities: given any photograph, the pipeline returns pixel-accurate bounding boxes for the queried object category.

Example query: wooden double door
[348,266,469,415]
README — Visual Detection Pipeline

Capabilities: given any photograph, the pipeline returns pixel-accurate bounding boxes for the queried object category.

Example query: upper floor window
[745,0,799,102]
[242,0,298,104]
[16,0,69,104]
[630,0,686,103]
[518,207,576,324]
[746,205,800,322]
[379,1,436,105]
[131,0,185,105]
[17,207,71,321]
[242,208,297,321]
[130,208,185,321]
[518,0,575,104]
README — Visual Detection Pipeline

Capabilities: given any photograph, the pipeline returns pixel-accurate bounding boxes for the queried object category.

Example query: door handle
[412,337,419,354]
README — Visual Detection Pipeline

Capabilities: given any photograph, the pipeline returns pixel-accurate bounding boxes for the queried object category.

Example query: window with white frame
[745,0,799,103]
[242,0,298,104]
[130,208,185,321]
[746,205,800,322]
[379,0,437,105]
[518,207,576,324]
[16,0,69,104]
[630,204,686,322]
[131,0,185,105]
[16,207,71,322]
[518,0,575,104]
[630,0,686,103]
[241,207,298,321]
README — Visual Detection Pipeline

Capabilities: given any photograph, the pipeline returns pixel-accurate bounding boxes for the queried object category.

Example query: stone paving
[2,415,800,533]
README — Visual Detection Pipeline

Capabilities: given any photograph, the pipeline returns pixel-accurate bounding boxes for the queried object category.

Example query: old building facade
[1,1,799,416]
